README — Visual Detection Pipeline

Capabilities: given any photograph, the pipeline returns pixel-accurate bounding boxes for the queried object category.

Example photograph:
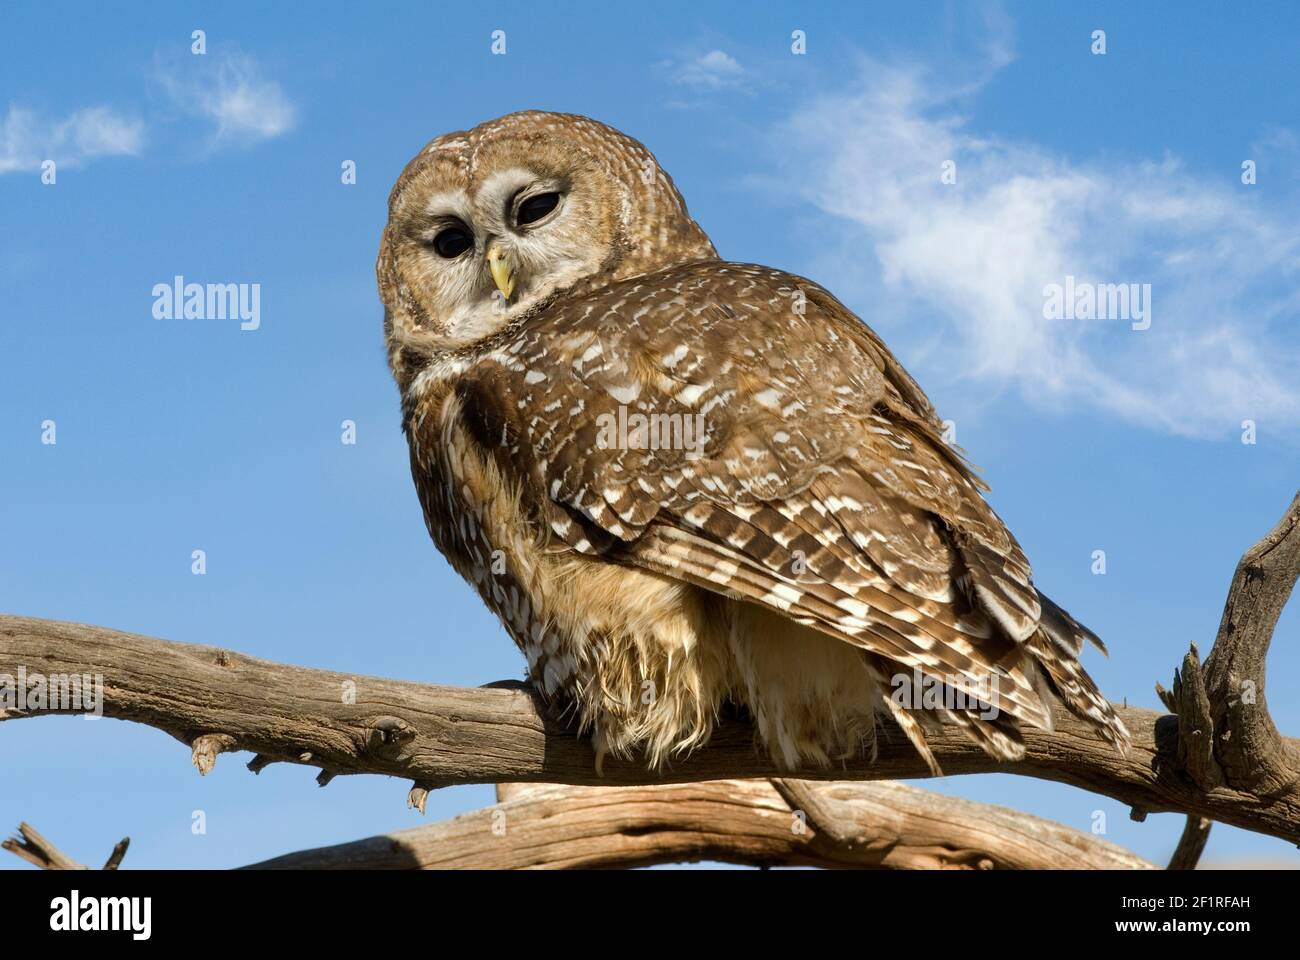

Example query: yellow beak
[486,243,515,301]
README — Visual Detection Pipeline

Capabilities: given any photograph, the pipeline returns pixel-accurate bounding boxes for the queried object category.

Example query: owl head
[377,111,717,386]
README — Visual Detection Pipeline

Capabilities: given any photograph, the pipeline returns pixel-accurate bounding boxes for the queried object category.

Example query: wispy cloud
[671,49,747,91]
[767,56,1300,439]
[0,104,144,174]
[2,49,296,175]
[156,51,297,145]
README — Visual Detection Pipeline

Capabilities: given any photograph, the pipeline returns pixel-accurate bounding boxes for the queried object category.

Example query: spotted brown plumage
[379,110,1129,773]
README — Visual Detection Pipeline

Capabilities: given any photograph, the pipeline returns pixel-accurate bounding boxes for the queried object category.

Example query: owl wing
[459,260,1126,767]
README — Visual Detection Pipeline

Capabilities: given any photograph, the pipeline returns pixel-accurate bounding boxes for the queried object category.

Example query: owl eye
[516,192,560,226]
[431,225,473,258]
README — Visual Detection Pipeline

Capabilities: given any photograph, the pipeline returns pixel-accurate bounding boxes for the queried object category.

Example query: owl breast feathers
[378,110,1129,773]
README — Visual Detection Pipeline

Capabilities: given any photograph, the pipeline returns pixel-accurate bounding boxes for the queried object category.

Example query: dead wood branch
[1167,816,1212,870]
[2,610,1297,843]
[1,822,128,871]
[2,489,1298,864]
[239,780,1154,870]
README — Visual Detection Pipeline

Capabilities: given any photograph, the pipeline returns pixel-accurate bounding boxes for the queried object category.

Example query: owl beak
[486,243,516,301]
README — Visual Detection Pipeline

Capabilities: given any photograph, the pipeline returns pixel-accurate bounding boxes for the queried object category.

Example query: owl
[376,111,1128,774]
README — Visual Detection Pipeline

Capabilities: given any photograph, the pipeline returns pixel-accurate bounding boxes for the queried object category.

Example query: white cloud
[767,59,1300,438]
[0,104,144,174]
[158,51,296,144]
[671,50,746,91]
[0,51,295,174]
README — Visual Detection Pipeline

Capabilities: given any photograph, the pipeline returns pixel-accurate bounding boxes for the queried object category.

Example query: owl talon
[407,783,429,815]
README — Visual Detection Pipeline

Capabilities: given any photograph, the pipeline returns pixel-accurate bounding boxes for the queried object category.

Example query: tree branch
[1,616,1296,843]
[2,489,1297,858]
[1202,492,1300,795]
[236,779,1154,870]
[1167,816,1212,870]
[1,822,128,871]
[5,780,1154,871]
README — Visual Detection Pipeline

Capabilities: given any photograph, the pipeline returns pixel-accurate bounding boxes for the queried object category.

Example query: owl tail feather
[1037,590,1108,656]
[878,691,944,778]
[1026,593,1130,753]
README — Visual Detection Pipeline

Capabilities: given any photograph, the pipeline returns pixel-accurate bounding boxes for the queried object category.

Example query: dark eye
[516,192,560,226]
[431,225,473,258]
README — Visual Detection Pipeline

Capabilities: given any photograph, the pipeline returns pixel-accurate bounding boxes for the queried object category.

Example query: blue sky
[3,1,1298,869]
